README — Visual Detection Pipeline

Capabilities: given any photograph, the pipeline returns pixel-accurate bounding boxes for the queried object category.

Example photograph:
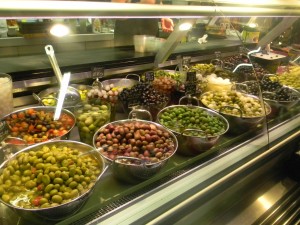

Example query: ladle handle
[45,45,63,85]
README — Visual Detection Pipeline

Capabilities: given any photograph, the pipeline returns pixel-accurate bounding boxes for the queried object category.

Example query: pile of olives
[87,84,122,105]
[190,63,215,75]
[158,106,227,137]
[276,66,300,90]
[4,108,74,144]
[75,103,110,145]
[222,55,268,81]
[152,76,176,95]
[94,121,176,163]
[0,144,102,209]
[119,83,169,108]
[154,70,182,81]
[242,76,299,102]
[200,91,270,118]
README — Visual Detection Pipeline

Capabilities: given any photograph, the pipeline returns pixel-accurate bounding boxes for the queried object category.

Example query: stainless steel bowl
[33,86,82,112]
[0,140,107,221]
[200,91,271,134]
[234,81,300,117]
[262,86,300,117]
[0,106,76,163]
[93,119,178,183]
[157,105,229,156]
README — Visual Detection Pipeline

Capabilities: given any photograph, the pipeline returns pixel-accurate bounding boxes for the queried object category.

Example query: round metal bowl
[262,86,300,117]
[234,82,300,117]
[0,140,107,221]
[156,105,229,156]
[34,86,82,112]
[0,106,76,163]
[93,119,178,183]
[200,91,271,134]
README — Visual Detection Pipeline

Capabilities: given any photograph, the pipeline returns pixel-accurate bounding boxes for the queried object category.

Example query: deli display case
[0,1,300,225]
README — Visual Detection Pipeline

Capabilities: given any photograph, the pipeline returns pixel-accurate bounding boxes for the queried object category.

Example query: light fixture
[248,23,258,28]
[179,22,192,31]
[50,24,70,37]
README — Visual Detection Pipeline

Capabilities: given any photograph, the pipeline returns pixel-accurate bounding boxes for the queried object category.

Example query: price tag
[183,56,191,67]
[185,82,197,95]
[145,71,154,82]
[91,67,104,79]
[127,96,140,108]
[0,120,9,142]
[186,71,196,82]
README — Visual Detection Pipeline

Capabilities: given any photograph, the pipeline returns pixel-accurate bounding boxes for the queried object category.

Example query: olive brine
[0,144,102,209]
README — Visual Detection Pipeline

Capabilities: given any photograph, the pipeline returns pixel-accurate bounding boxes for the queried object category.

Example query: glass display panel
[0,1,299,224]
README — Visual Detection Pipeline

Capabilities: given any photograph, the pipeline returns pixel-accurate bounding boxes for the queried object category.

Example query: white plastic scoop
[44,45,81,107]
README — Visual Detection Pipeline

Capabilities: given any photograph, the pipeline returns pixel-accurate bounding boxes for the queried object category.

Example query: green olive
[0,144,101,210]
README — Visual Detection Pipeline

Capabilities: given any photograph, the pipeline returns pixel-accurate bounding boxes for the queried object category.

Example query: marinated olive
[75,103,110,145]
[3,108,74,145]
[0,144,102,209]
[158,106,227,137]
[94,121,176,164]
[200,91,270,118]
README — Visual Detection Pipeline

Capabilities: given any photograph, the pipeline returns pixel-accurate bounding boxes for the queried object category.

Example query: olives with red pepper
[3,107,75,144]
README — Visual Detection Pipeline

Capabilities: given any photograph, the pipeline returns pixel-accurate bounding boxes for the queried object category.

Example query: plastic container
[75,101,111,145]
[0,73,13,118]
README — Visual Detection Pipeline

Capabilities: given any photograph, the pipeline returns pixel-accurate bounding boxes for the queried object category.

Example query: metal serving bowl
[0,140,107,221]
[0,106,76,163]
[33,86,82,112]
[234,81,300,117]
[156,104,229,156]
[93,119,178,184]
[262,86,300,117]
[200,91,271,134]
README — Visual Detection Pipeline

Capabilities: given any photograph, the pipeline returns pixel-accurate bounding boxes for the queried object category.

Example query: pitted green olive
[0,144,102,209]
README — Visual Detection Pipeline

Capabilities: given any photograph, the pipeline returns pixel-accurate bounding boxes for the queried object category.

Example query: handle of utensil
[179,94,199,106]
[45,45,63,85]
[128,108,153,121]
[126,74,141,81]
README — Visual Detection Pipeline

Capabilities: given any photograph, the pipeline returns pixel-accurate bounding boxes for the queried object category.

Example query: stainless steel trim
[0,34,114,48]
[1,1,300,18]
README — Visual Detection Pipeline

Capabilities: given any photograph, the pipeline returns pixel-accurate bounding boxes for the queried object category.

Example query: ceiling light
[50,24,70,37]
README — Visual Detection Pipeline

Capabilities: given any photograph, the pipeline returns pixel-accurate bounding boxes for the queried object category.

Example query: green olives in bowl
[75,103,111,145]
[157,105,229,156]
[0,140,107,220]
